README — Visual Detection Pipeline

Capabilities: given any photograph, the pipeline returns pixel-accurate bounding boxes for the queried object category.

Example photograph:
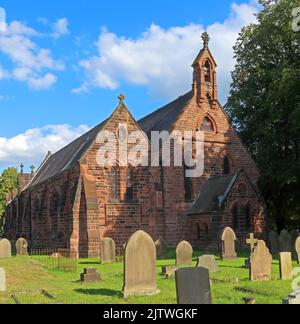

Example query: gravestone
[80,268,101,283]
[161,266,178,279]
[221,227,237,260]
[176,241,193,266]
[279,252,293,280]
[0,268,6,292]
[175,267,212,305]
[16,238,28,256]
[250,240,272,282]
[0,239,12,258]
[246,234,258,252]
[295,237,300,264]
[155,237,168,259]
[290,230,299,258]
[196,255,218,273]
[268,231,279,255]
[123,230,160,297]
[279,230,292,253]
[100,238,116,264]
[283,290,300,304]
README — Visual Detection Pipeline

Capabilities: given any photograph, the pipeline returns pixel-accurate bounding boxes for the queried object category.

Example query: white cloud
[0,20,65,90]
[0,124,90,170]
[74,1,259,103]
[51,18,70,39]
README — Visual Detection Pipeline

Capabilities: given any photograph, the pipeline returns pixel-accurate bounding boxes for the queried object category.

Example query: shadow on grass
[218,265,245,269]
[74,288,123,298]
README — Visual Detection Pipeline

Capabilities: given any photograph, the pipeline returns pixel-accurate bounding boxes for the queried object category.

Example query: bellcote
[192,32,218,107]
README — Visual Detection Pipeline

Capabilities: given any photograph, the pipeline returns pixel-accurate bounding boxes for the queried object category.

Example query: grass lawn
[0,251,296,304]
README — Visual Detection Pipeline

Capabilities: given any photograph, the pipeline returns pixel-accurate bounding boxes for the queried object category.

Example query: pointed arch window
[125,167,134,202]
[184,165,193,202]
[200,117,214,133]
[110,167,118,200]
[204,60,211,83]
[233,204,239,230]
[50,191,61,244]
[223,156,231,175]
[244,204,251,230]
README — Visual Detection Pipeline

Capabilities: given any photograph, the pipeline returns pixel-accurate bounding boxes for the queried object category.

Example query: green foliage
[225,0,300,230]
[0,167,18,236]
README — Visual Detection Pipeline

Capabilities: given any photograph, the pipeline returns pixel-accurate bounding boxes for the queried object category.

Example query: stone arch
[49,190,61,246]
[197,113,217,134]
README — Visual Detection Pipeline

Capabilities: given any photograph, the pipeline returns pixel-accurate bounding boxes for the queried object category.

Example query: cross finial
[118,94,126,103]
[30,165,35,175]
[202,31,210,49]
[246,233,258,252]
[20,163,24,174]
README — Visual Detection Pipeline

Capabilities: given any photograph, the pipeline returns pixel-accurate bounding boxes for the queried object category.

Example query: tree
[225,0,300,231]
[0,167,18,236]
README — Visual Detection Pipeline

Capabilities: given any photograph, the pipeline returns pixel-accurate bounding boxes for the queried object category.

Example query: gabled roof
[138,91,194,135]
[25,119,108,190]
[188,172,240,215]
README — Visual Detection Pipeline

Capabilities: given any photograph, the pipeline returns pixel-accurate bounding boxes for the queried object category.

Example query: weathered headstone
[161,266,178,279]
[279,252,293,280]
[295,237,300,264]
[176,241,193,266]
[196,255,218,273]
[279,230,292,253]
[155,237,168,259]
[0,268,6,292]
[175,267,212,305]
[221,227,237,260]
[123,230,160,297]
[80,268,101,283]
[0,239,12,258]
[250,240,272,282]
[268,231,279,255]
[290,229,299,258]
[100,238,116,264]
[16,238,28,256]
[283,290,300,304]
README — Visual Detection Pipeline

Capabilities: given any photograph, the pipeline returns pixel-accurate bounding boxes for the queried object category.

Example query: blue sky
[0,0,260,172]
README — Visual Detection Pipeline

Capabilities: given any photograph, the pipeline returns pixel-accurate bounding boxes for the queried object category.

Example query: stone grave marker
[0,239,12,258]
[0,268,6,292]
[196,255,218,273]
[175,267,212,305]
[283,290,300,304]
[155,237,168,259]
[250,240,272,282]
[268,231,279,255]
[290,229,299,258]
[246,233,258,252]
[295,237,300,264]
[279,252,293,280]
[161,266,178,279]
[80,268,101,283]
[100,238,116,264]
[175,241,193,266]
[279,230,292,253]
[123,230,160,297]
[221,227,237,260]
[16,238,28,256]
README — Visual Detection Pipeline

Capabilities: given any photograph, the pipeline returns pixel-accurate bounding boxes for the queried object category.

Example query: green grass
[0,251,297,304]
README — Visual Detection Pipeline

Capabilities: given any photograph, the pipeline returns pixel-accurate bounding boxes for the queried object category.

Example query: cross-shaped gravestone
[246,233,258,252]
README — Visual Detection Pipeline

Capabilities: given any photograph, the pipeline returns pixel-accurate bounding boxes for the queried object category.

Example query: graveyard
[0,230,299,305]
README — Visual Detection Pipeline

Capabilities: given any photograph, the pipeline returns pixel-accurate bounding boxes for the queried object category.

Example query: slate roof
[26,119,108,190]
[138,91,193,135]
[188,173,239,215]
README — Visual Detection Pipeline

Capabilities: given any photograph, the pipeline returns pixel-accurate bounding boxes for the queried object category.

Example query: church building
[4,33,266,257]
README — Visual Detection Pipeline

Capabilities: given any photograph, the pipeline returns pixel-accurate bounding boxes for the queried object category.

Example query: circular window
[238,184,248,197]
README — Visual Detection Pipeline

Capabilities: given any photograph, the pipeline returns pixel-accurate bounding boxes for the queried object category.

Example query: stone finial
[20,163,24,174]
[202,31,210,49]
[118,94,126,103]
[30,165,35,175]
